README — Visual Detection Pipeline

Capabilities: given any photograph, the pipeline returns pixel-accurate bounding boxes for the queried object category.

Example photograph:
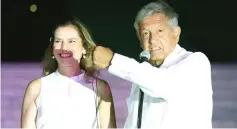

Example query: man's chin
[150,55,165,61]
[150,59,164,67]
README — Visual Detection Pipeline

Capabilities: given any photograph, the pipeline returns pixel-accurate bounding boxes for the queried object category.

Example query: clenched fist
[93,46,114,68]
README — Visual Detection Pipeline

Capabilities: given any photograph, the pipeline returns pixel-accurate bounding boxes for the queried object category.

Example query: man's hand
[93,46,114,68]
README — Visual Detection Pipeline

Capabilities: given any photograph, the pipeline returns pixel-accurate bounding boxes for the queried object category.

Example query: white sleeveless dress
[35,70,100,129]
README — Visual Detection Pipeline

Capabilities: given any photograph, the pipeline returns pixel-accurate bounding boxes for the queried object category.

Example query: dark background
[2,0,237,62]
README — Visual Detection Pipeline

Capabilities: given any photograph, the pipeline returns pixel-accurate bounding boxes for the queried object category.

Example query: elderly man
[93,0,213,128]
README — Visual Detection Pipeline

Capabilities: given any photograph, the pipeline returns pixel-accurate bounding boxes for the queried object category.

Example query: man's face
[139,13,181,65]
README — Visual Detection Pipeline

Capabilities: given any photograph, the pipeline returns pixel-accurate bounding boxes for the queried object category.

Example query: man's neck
[58,65,81,77]
[150,60,164,67]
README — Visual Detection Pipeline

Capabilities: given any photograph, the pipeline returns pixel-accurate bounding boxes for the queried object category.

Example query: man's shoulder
[180,50,211,67]
[187,51,210,62]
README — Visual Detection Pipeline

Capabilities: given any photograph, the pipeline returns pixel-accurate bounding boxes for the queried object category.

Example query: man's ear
[174,26,181,38]
[174,26,181,43]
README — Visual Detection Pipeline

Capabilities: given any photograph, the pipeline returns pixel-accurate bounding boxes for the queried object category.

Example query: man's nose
[149,34,159,45]
[149,37,155,45]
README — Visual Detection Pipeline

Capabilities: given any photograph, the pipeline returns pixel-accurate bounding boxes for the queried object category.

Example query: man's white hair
[134,0,179,34]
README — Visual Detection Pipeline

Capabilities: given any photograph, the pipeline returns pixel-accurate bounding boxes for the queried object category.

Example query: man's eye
[158,29,163,32]
[142,32,149,39]
[143,32,148,36]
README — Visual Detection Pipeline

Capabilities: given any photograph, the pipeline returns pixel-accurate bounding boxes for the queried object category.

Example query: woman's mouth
[59,53,73,58]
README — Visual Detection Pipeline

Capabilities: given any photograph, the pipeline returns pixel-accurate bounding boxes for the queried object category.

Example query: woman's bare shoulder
[24,78,42,98]
[96,79,113,100]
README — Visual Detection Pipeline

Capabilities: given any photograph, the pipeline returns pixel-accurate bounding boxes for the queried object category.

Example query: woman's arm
[21,79,41,128]
[97,79,117,128]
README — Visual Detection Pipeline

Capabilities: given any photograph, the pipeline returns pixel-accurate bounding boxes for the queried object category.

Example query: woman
[21,17,117,129]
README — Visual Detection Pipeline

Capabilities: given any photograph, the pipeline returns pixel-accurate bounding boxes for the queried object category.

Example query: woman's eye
[69,40,76,43]
[54,40,61,43]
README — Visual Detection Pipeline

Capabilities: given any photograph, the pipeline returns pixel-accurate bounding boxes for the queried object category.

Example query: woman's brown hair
[42,17,98,81]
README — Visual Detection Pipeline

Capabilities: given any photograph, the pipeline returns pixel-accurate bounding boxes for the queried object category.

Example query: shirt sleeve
[108,52,212,100]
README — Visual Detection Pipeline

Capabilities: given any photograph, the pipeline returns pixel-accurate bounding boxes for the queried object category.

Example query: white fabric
[35,70,100,129]
[109,44,213,129]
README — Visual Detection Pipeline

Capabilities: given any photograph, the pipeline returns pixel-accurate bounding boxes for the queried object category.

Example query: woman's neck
[57,65,81,77]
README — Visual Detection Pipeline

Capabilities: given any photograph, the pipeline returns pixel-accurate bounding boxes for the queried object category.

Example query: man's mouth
[150,46,162,51]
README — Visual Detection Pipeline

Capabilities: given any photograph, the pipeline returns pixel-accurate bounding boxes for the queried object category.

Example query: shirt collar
[55,70,85,82]
[161,44,185,68]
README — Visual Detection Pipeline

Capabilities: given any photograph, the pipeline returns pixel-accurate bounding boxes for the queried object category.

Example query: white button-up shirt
[108,44,213,129]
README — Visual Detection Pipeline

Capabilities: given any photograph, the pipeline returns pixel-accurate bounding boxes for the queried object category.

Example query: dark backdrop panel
[2,0,237,62]
[2,0,70,61]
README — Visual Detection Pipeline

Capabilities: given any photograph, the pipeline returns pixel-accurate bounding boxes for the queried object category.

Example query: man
[93,0,213,128]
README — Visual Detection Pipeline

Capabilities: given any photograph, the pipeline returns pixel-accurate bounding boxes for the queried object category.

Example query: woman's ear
[82,48,86,59]
[83,48,86,55]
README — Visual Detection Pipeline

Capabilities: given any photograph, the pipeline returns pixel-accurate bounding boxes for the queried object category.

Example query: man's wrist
[109,52,115,66]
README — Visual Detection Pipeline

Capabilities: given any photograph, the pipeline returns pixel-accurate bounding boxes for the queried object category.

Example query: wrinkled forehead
[54,25,81,39]
[139,13,169,29]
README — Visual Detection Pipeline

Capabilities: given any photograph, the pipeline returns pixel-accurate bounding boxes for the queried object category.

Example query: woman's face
[53,25,86,66]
